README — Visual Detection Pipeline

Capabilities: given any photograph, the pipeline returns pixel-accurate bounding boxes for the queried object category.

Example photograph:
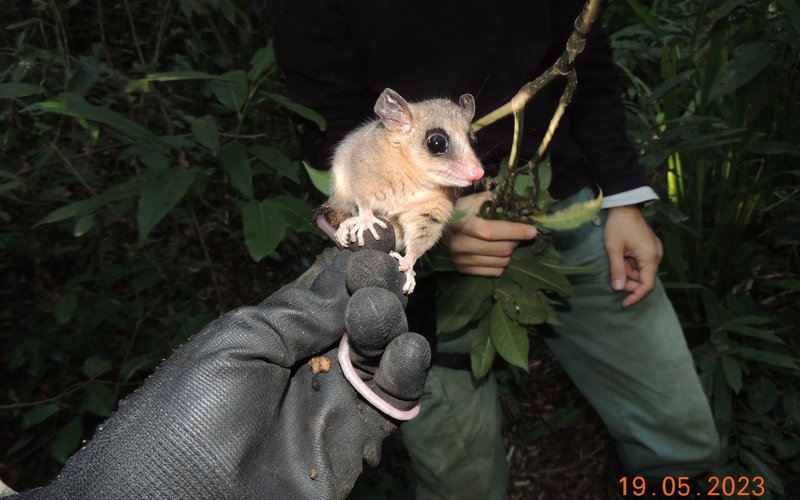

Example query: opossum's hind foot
[389,251,417,294]
[337,213,388,247]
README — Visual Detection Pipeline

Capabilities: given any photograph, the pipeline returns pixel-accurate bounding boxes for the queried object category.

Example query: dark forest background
[1,0,798,498]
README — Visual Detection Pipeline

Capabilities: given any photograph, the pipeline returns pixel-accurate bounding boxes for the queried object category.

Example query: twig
[48,142,98,196]
[188,198,226,312]
[122,0,148,68]
[482,0,602,219]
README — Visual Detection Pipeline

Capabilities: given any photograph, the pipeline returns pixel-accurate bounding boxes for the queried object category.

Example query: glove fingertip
[374,332,431,402]
[345,250,407,307]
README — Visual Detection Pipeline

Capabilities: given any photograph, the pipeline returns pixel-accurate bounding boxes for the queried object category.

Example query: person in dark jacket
[268,1,720,498]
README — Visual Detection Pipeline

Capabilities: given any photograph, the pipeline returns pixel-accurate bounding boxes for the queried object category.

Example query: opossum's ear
[459,94,475,122]
[375,88,413,134]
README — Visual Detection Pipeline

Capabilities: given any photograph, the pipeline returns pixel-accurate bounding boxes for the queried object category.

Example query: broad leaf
[211,70,249,113]
[0,82,45,99]
[488,303,529,370]
[529,190,602,231]
[29,94,167,148]
[52,418,83,464]
[436,274,496,334]
[82,355,113,379]
[267,92,327,131]
[746,377,778,414]
[470,315,495,379]
[124,70,232,93]
[137,168,196,244]
[709,42,775,102]
[505,248,573,297]
[21,404,60,429]
[719,356,742,394]
[248,42,276,82]
[220,141,253,199]
[242,199,287,261]
[303,161,331,196]
[271,195,315,232]
[54,293,77,324]
[495,275,551,325]
[85,383,114,417]
[192,115,220,153]
[250,145,301,183]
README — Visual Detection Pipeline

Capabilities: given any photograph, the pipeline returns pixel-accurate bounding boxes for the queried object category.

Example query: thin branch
[122,0,148,68]
[478,0,602,220]
[188,199,226,312]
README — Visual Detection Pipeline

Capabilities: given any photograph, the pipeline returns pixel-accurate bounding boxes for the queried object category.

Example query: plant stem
[485,0,601,219]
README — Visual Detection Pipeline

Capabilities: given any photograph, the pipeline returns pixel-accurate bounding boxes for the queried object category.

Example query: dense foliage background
[1,0,798,497]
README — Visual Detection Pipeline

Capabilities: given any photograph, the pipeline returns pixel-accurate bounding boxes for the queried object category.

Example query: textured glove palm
[19,242,429,499]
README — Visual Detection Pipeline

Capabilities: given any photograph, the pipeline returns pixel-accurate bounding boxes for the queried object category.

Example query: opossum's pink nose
[466,165,484,182]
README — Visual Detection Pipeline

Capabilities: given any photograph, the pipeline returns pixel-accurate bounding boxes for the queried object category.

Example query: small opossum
[321,88,485,294]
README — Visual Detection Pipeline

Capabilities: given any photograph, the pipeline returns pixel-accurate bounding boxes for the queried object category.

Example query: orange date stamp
[619,475,766,497]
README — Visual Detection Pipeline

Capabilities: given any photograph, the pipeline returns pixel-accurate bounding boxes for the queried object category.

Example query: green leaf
[740,449,785,495]
[211,70,249,113]
[137,168,195,244]
[266,92,327,131]
[82,355,113,379]
[495,275,551,325]
[712,364,732,427]
[220,141,253,199]
[85,383,114,417]
[250,145,301,183]
[29,94,167,148]
[529,190,603,230]
[21,404,60,429]
[54,293,78,324]
[505,248,573,297]
[776,0,800,33]
[470,315,495,379]
[488,303,529,370]
[539,261,602,275]
[303,161,331,196]
[271,195,314,232]
[121,355,161,382]
[784,386,800,425]
[719,356,742,394]
[718,316,783,344]
[708,42,775,102]
[124,70,233,93]
[731,346,800,371]
[242,199,287,261]
[247,41,276,81]
[192,115,220,153]
[746,377,778,414]
[436,274,496,334]
[52,417,83,464]
[0,82,45,99]
[38,169,162,226]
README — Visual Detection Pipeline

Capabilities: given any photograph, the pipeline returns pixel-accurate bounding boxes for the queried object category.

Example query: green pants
[402,188,720,500]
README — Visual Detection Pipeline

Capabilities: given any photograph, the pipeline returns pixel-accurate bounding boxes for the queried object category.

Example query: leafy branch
[435,1,605,377]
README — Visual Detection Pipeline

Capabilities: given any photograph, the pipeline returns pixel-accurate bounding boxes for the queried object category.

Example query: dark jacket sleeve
[267,0,369,168]
[565,22,648,196]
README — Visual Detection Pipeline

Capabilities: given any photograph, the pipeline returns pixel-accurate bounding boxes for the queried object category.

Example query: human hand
[604,205,664,308]
[18,233,429,500]
[448,192,538,277]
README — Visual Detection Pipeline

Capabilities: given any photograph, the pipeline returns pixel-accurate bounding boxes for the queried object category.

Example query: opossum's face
[374,89,484,188]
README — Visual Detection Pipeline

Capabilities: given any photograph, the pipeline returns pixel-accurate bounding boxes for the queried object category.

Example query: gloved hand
[16,231,430,500]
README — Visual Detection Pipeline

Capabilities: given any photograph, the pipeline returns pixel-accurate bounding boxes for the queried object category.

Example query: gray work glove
[15,234,430,499]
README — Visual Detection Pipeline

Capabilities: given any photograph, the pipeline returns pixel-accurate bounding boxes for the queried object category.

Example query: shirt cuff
[600,186,659,209]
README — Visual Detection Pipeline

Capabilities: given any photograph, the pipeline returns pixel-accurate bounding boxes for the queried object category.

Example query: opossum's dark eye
[426,129,449,156]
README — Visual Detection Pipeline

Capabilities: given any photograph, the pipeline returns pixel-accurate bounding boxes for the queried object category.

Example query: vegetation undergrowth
[1,0,798,497]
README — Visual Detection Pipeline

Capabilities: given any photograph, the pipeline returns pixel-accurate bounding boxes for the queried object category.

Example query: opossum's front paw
[334,218,358,248]
[390,252,417,294]
[350,214,388,247]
